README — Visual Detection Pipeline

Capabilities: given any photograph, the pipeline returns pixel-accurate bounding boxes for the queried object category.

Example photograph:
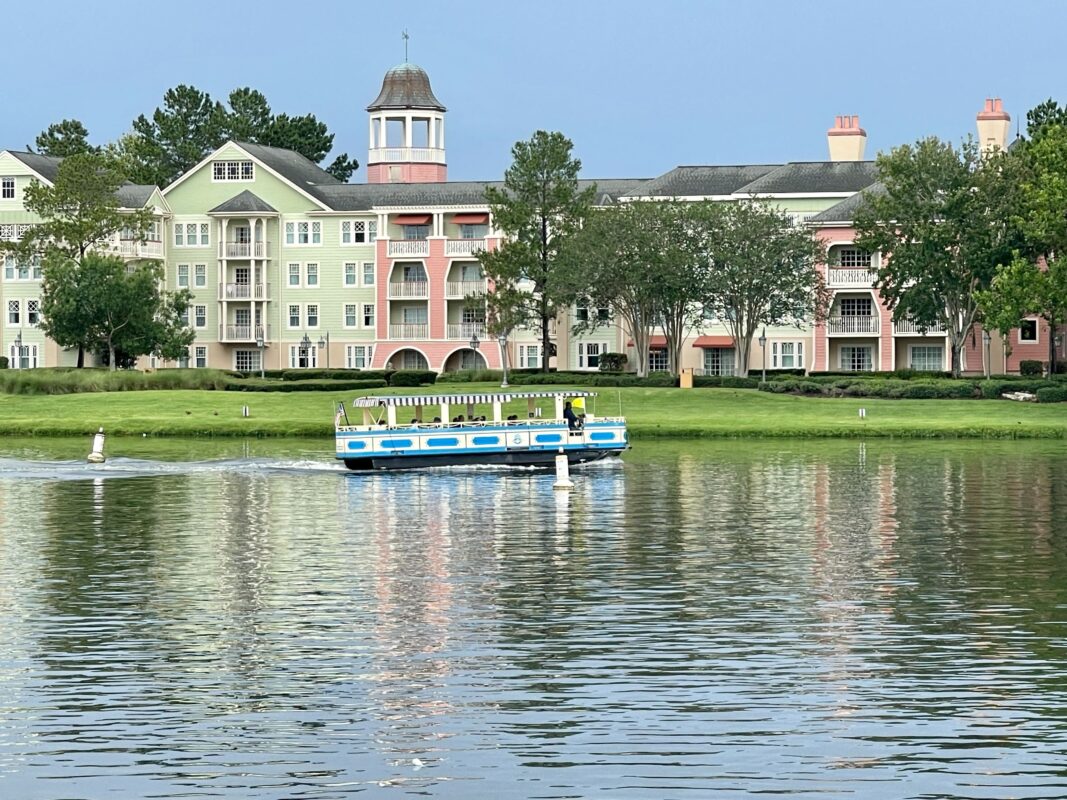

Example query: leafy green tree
[1025,99,1067,143]
[30,119,96,157]
[854,137,1024,377]
[691,200,828,378]
[482,131,595,371]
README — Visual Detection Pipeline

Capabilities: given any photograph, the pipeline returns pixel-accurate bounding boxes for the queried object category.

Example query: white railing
[447,322,486,339]
[389,323,428,339]
[388,281,429,298]
[893,318,947,335]
[446,280,486,297]
[368,147,446,164]
[694,367,737,377]
[827,267,876,287]
[388,240,430,257]
[220,242,270,259]
[219,283,270,300]
[827,315,879,334]
[115,239,164,259]
[445,239,485,256]
[220,324,271,342]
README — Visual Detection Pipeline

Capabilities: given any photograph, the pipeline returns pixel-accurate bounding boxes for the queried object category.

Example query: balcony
[388,281,429,299]
[893,318,947,335]
[445,238,486,257]
[388,240,430,257]
[219,324,271,342]
[219,242,270,259]
[368,146,446,165]
[827,267,876,287]
[446,280,487,298]
[116,239,164,259]
[827,315,879,334]
[219,282,270,300]
[389,323,429,339]
[447,322,486,339]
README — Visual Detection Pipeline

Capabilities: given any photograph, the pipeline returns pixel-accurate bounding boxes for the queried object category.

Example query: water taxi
[335,390,628,470]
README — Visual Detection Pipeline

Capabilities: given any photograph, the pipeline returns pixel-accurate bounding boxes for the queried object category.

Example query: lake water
[1,437,1065,799]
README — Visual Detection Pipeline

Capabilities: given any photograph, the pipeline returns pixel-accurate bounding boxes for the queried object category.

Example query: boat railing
[336,416,625,433]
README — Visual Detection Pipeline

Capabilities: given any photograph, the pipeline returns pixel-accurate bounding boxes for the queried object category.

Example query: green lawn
[1,383,1066,438]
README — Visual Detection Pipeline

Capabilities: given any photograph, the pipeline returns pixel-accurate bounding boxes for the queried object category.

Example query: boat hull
[343,448,621,471]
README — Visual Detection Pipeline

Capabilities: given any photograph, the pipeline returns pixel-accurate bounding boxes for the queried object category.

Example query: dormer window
[212,160,254,182]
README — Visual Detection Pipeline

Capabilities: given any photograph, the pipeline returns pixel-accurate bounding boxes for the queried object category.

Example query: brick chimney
[977,98,1011,154]
[827,115,867,161]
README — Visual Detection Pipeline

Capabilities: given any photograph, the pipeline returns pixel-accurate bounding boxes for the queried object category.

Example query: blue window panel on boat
[346,440,368,451]
[426,437,460,447]
[589,432,615,441]
[535,434,562,444]
[471,436,500,446]
[381,439,413,449]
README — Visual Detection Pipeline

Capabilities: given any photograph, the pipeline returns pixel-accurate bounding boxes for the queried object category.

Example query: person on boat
[563,401,582,431]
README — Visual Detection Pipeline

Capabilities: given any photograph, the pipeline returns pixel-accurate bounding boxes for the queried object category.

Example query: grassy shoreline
[1,384,1066,439]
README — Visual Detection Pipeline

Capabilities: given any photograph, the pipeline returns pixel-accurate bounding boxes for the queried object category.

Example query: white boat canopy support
[347,391,599,428]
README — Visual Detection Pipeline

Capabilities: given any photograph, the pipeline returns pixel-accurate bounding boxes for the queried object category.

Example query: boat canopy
[353,390,597,408]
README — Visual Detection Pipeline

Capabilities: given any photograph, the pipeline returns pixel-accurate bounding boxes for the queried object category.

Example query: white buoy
[87,427,106,464]
[553,452,574,491]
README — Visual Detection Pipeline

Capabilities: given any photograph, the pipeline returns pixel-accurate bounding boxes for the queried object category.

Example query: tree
[854,137,1025,377]
[30,119,96,157]
[691,200,828,378]
[482,131,595,371]
[225,87,273,142]
[42,254,194,370]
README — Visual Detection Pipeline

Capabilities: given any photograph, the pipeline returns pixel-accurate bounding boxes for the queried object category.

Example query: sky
[4,0,1067,182]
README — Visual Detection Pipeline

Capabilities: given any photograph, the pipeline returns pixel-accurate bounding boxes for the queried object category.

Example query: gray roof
[7,150,62,183]
[807,183,886,224]
[736,161,880,195]
[115,183,156,209]
[367,62,446,112]
[623,164,779,198]
[235,141,340,202]
[210,190,278,214]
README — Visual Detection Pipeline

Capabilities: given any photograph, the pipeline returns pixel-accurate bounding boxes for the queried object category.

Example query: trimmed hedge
[0,368,234,395]
[389,370,438,387]
[278,369,394,382]
[1020,360,1044,377]
[807,369,953,380]
[694,375,761,389]
[979,379,1058,399]
[0,356,7,369]
[226,378,388,393]
[761,377,982,399]
[1036,386,1067,403]
[440,369,505,383]
[509,370,677,387]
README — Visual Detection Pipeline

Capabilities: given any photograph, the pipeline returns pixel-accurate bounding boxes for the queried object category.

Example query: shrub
[1020,360,1044,377]
[441,369,504,383]
[598,352,628,372]
[694,375,761,389]
[389,370,437,387]
[280,369,394,382]
[1036,386,1067,403]
[0,367,235,395]
[226,379,388,393]
[0,356,7,369]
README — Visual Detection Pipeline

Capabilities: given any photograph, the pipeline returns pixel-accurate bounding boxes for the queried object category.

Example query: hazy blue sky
[5,0,1066,181]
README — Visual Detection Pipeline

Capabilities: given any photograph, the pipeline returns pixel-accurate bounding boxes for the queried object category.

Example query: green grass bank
[1,383,1066,439]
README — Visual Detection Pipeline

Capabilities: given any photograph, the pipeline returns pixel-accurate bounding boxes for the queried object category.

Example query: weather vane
[402,29,409,62]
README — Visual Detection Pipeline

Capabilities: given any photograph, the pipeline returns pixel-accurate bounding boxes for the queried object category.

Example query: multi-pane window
[703,347,735,376]
[833,247,872,268]
[341,220,371,244]
[344,263,357,286]
[578,342,601,369]
[772,341,804,369]
[212,160,254,181]
[519,345,541,368]
[285,221,321,245]
[194,264,207,288]
[459,224,488,240]
[7,300,19,325]
[288,304,300,328]
[194,346,207,368]
[180,308,189,327]
[346,345,373,369]
[27,300,39,326]
[649,349,669,372]
[194,305,207,328]
[841,345,873,371]
[177,264,189,287]
[235,350,261,372]
[576,304,611,323]
[290,344,317,369]
[344,304,358,327]
[306,304,319,328]
[839,297,873,316]
[910,346,943,371]
[174,223,208,246]
[1,177,14,199]
[4,254,42,280]
[362,304,375,328]
[1020,319,1038,342]
[306,263,319,286]
[362,263,375,286]
[287,263,301,286]
[402,225,429,240]
[200,223,210,245]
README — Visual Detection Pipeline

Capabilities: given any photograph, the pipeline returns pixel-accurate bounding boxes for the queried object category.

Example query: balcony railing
[116,239,164,259]
[445,239,485,256]
[389,323,429,339]
[827,267,876,287]
[388,240,430,257]
[388,281,429,298]
[446,280,487,298]
[893,318,947,335]
[368,146,446,164]
[219,242,270,259]
[447,322,487,339]
[826,315,879,334]
[219,282,270,300]
[219,324,271,342]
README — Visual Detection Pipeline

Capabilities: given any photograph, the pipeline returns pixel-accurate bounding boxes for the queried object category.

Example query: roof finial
[402,29,409,63]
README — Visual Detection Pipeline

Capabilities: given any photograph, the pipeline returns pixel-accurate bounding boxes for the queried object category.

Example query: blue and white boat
[335,390,628,470]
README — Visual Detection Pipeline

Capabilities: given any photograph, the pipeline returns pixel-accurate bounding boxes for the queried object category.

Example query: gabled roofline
[1,150,57,186]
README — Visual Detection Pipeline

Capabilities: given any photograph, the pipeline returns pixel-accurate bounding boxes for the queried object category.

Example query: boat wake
[0,456,349,481]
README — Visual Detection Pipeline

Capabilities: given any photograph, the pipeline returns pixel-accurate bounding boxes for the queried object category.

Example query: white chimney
[977,98,1011,154]
[827,115,867,162]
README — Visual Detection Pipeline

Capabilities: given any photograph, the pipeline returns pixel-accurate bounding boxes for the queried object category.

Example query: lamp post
[758,327,767,383]
[469,331,480,371]
[300,333,313,368]
[255,331,265,379]
[498,332,509,388]
[982,329,991,379]
[317,331,330,369]
[13,330,22,370]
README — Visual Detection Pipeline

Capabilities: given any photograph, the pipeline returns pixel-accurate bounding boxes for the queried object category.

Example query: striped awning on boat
[353,390,598,408]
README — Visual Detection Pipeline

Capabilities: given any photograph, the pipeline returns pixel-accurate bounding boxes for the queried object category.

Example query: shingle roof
[210,190,278,214]
[115,183,156,209]
[736,161,880,194]
[367,62,446,111]
[623,165,779,198]
[807,182,886,224]
[7,150,62,183]
[234,141,340,202]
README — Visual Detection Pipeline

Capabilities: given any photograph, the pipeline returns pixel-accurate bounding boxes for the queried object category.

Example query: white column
[428,117,436,154]
[438,114,445,151]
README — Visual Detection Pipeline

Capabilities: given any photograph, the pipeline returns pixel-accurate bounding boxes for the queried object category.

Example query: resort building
[0,62,1051,375]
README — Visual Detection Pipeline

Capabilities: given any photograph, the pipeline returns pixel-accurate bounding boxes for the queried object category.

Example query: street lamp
[469,332,480,371]
[13,331,22,370]
[317,331,330,369]
[498,332,509,388]
[255,331,265,379]
[758,327,767,382]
